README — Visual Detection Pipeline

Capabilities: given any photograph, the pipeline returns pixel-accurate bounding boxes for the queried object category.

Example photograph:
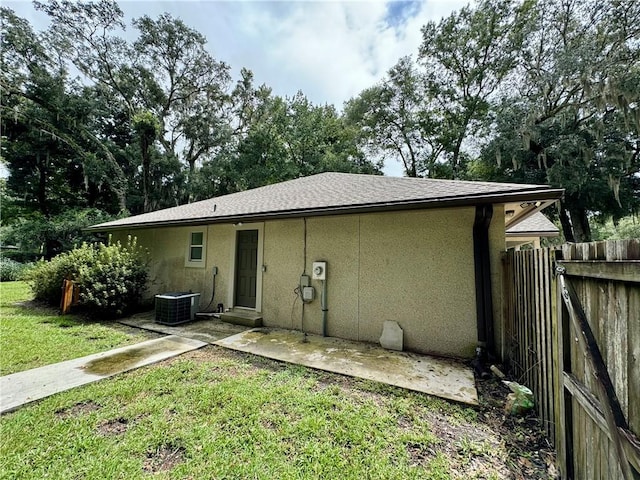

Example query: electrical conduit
[321,279,328,337]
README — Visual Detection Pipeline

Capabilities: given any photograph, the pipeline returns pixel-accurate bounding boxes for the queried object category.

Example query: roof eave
[506,231,560,237]
[87,188,564,232]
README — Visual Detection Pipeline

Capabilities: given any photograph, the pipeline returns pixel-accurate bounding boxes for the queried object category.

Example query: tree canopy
[346,0,639,241]
[1,0,638,252]
[0,1,379,256]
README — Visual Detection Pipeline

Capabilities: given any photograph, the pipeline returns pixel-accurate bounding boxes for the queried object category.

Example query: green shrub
[0,257,28,282]
[27,245,95,304]
[26,237,148,317]
[77,238,148,317]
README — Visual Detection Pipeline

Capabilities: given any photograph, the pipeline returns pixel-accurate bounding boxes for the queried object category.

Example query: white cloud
[211,0,469,108]
[4,0,468,106]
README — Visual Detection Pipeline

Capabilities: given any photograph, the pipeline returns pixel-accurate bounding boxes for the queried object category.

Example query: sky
[4,0,469,176]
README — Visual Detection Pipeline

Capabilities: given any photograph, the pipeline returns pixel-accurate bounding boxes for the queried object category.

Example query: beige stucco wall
[112,205,505,358]
[358,209,476,355]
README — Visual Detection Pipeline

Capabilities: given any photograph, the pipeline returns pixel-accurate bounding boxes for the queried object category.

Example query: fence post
[555,252,574,479]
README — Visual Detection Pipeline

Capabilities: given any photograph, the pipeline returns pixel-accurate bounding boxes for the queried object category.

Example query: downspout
[472,205,495,378]
[301,218,307,337]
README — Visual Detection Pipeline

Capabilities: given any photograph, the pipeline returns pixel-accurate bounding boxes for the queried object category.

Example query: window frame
[185,229,207,268]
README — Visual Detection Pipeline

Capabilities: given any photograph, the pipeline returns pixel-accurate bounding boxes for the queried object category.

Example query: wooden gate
[503,239,640,479]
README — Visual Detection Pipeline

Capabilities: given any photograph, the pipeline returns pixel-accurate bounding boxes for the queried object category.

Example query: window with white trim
[189,232,204,261]
[185,230,206,267]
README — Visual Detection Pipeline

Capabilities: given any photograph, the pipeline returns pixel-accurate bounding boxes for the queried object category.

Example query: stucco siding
[262,220,304,330]
[111,205,506,358]
[304,216,360,340]
[357,208,477,356]
[205,224,233,311]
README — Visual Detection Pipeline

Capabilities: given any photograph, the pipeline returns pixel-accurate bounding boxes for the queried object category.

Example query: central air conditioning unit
[155,292,201,325]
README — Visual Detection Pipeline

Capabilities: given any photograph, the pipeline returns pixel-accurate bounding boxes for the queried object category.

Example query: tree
[35,1,233,209]
[1,6,129,213]
[1,208,114,259]
[482,0,640,241]
[345,57,443,177]
[224,90,380,191]
[132,110,160,212]
[132,13,232,188]
[418,0,533,178]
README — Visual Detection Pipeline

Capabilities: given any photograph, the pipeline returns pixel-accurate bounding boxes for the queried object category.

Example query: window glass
[190,247,203,260]
[191,232,203,245]
[189,232,204,262]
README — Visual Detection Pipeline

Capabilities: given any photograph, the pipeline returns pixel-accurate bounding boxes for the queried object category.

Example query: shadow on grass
[11,298,160,339]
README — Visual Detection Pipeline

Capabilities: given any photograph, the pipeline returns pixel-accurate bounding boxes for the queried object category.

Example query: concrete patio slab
[120,312,249,343]
[0,335,206,414]
[214,328,478,405]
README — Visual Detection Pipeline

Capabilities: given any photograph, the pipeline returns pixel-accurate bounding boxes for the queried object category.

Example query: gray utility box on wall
[155,292,201,325]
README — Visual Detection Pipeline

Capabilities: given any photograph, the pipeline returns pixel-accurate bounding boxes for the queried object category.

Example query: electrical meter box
[312,261,326,280]
[302,286,315,302]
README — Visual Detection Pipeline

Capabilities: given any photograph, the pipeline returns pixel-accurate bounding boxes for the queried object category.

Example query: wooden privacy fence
[502,239,640,479]
[502,245,557,441]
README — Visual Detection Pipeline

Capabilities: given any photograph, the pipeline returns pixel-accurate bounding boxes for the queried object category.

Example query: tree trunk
[408,161,417,177]
[559,201,574,242]
[141,138,151,213]
[451,146,462,179]
[36,152,48,217]
[569,206,592,243]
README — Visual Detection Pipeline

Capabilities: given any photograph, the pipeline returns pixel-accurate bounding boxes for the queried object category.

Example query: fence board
[535,250,544,425]
[503,239,640,479]
[504,248,558,441]
[629,285,640,437]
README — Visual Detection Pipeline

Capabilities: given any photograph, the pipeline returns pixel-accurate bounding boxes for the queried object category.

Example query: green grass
[0,349,514,480]
[0,281,552,479]
[0,281,153,375]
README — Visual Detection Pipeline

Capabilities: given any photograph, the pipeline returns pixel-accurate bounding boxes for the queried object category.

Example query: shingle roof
[89,172,563,231]
[506,212,559,236]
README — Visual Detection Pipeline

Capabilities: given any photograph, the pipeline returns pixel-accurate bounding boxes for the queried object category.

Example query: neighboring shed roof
[89,172,563,231]
[506,212,559,236]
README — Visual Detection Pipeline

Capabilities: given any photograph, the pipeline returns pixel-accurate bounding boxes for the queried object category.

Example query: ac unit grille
[155,292,200,325]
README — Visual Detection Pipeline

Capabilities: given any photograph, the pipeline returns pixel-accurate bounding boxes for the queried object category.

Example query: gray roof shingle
[89,172,563,230]
[506,212,559,235]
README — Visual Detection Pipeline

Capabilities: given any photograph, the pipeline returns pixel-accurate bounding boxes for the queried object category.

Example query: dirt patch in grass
[397,401,510,478]
[143,443,186,473]
[406,440,437,466]
[97,417,130,436]
[260,418,278,430]
[476,375,558,479]
[311,371,388,405]
[166,347,557,478]
[55,400,102,419]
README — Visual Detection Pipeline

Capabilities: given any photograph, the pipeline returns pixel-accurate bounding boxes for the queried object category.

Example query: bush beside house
[27,237,148,317]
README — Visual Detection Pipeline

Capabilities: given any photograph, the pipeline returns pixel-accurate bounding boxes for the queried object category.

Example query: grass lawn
[0,281,556,479]
[0,281,155,375]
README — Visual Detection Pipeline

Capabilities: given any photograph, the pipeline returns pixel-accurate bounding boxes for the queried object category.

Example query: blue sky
[4,0,469,176]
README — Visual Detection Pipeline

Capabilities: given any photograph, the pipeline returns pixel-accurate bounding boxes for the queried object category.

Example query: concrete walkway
[119,312,249,343]
[122,316,478,405]
[1,315,478,413]
[215,328,478,405]
[0,335,206,414]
